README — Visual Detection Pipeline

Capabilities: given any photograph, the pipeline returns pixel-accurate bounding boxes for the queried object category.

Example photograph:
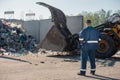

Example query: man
[78,20,101,76]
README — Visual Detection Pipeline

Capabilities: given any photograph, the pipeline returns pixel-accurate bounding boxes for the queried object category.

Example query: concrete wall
[23,16,83,43]
[23,20,40,42]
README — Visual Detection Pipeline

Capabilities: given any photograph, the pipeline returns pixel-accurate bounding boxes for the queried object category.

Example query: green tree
[98,9,112,24]
[77,9,113,26]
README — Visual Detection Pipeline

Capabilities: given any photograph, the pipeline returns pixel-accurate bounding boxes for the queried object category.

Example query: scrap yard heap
[0,20,38,54]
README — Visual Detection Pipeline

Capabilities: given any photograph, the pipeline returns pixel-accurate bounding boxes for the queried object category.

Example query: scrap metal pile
[0,20,37,53]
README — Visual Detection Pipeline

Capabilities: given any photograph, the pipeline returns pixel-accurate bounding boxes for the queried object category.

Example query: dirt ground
[0,51,120,80]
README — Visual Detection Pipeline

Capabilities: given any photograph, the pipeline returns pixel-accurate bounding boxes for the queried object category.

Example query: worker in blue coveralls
[78,20,101,76]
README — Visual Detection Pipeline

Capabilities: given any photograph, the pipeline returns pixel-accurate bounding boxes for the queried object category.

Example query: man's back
[80,26,101,50]
[81,26,100,41]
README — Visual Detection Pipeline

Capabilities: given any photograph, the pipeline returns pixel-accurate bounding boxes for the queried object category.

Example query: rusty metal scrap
[0,20,38,53]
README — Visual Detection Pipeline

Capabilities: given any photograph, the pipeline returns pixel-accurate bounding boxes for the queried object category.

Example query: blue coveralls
[79,26,101,75]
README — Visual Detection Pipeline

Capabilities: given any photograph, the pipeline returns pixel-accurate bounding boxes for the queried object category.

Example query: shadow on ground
[47,54,80,60]
[47,54,120,66]
[0,56,32,64]
[96,56,120,67]
[84,74,119,80]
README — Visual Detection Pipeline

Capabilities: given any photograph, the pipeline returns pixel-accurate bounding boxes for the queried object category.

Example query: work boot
[90,71,95,75]
[77,71,86,76]
[77,73,85,76]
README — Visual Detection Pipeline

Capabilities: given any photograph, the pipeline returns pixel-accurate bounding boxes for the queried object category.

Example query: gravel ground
[0,51,120,80]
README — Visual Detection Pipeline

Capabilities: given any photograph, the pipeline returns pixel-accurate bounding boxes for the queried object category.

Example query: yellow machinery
[95,13,120,58]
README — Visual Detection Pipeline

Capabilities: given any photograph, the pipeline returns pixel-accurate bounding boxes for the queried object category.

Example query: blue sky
[0,0,119,20]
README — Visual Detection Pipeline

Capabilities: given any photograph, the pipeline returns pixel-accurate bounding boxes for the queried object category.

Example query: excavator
[95,13,120,58]
[36,2,120,58]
